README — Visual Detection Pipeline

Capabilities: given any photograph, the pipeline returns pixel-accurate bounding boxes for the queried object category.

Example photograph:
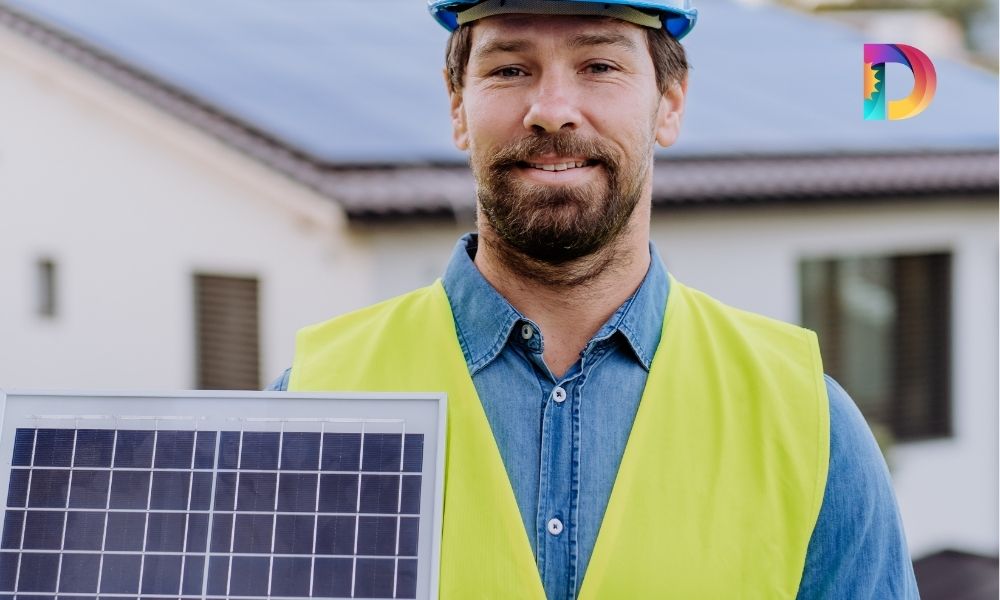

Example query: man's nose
[522,72,582,134]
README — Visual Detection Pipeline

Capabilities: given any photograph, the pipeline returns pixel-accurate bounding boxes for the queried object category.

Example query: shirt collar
[441,233,669,374]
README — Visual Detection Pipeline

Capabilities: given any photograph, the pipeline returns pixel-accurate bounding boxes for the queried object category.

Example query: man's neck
[474,216,651,379]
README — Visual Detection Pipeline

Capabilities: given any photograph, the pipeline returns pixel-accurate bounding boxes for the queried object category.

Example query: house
[0,0,996,571]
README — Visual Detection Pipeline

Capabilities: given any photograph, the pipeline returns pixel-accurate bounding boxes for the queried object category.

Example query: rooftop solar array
[0,390,445,599]
[2,0,996,162]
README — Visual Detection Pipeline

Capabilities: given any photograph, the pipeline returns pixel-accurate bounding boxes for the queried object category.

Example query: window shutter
[195,274,260,390]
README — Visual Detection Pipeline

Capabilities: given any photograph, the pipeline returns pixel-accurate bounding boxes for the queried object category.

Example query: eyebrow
[567,33,637,52]
[473,38,534,61]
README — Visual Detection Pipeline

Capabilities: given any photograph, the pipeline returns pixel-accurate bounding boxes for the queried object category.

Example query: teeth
[529,161,587,171]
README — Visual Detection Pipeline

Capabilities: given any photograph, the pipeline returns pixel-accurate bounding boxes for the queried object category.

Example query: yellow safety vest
[290,276,829,598]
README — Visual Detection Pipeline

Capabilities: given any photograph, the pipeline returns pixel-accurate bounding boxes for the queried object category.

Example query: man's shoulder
[299,281,445,338]
[675,280,816,340]
[799,375,920,598]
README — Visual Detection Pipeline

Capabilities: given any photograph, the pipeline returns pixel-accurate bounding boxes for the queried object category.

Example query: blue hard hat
[428,0,698,39]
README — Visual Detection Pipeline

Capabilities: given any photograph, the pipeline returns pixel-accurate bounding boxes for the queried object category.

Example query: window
[194,274,260,390]
[800,252,951,441]
[36,258,57,318]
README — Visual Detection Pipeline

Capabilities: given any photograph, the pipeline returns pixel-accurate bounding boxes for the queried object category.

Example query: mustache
[484,131,620,170]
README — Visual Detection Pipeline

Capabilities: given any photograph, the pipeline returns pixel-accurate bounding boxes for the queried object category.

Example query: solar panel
[0,390,445,599]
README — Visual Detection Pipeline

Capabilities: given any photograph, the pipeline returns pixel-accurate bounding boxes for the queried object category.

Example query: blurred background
[0,0,996,595]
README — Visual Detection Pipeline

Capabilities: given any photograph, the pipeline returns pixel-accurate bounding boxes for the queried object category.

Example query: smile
[518,158,599,172]
[528,160,587,171]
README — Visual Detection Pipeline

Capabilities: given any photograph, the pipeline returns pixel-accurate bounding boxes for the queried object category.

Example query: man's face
[450,15,685,264]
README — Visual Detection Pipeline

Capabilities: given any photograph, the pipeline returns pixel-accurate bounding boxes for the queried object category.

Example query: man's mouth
[517,159,599,172]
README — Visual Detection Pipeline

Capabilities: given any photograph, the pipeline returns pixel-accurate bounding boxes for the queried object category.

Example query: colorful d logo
[864,44,937,120]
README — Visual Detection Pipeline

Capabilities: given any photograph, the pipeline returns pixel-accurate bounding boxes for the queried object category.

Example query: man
[271,0,919,597]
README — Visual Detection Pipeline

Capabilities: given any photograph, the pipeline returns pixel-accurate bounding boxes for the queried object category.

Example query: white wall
[0,27,374,391]
[651,199,999,557]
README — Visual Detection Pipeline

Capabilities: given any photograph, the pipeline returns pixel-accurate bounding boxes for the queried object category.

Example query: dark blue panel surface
[357,516,397,556]
[232,514,273,554]
[206,556,229,596]
[399,516,420,556]
[321,433,361,471]
[228,556,269,596]
[27,470,69,509]
[401,474,422,514]
[354,558,395,598]
[113,431,154,468]
[6,471,28,508]
[185,513,209,553]
[153,430,194,469]
[68,470,110,509]
[318,474,358,513]
[73,429,115,468]
[58,553,100,593]
[362,433,402,472]
[279,432,320,470]
[100,554,141,593]
[0,512,22,550]
[403,434,424,473]
[277,473,317,512]
[63,511,105,551]
[32,430,74,467]
[359,475,400,514]
[397,558,419,599]
[236,473,276,511]
[315,515,356,556]
[108,471,150,509]
[312,557,353,598]
[193,431,217,469]
[140,554,182,595]
[146,512,186,552]
[273,514,314,555]
[22,511,63,550]
[149,471,190,510]
[181,555,206,596]
[217,431,240,469]
[105,512,145,551]
[1,425,428,599]
[11,430,33,467]
[0,553,16,591]
[189,471,213,510]
[209,514,234,553]
[239,432,279,470]
[213,472,236,511]
[270,556,312,597]
[18,552,58,592]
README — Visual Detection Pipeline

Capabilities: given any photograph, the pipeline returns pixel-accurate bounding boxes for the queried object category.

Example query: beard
[471,130,647,266]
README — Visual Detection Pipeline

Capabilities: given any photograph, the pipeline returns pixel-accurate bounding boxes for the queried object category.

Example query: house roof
[1,0,996,219]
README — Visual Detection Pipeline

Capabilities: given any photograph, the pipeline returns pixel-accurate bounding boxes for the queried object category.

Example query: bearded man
[270,1,919,597]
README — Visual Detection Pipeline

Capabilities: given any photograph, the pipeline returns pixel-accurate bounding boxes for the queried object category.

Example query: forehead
[468,13,647,57]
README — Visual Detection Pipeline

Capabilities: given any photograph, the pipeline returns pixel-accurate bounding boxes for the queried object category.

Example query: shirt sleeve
[265,368,291,391]
[796,375,920,599]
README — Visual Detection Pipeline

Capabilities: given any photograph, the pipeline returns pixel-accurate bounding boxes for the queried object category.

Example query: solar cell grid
[2,426,425,599]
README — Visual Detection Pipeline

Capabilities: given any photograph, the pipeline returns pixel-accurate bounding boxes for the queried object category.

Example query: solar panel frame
[0,389,446,600]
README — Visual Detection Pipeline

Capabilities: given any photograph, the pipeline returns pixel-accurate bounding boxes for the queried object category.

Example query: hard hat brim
[427,0,698,39]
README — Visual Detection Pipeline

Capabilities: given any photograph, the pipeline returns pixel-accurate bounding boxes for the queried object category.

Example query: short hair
[445,20,689,95]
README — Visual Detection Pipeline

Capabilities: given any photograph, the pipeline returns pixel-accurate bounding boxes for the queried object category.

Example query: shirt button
[552,386,567,404]
[520,323,534,340]
[546,518,564,536]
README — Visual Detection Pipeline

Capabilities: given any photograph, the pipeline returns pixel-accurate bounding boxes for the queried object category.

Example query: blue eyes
[491,64,616,78]
[496,67,526,78]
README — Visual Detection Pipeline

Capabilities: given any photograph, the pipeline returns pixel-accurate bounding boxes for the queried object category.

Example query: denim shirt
[270,234,919,599]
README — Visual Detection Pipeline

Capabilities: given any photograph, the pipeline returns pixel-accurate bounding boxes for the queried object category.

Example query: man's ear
[654,74,688,148]
[446,68,470,151]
